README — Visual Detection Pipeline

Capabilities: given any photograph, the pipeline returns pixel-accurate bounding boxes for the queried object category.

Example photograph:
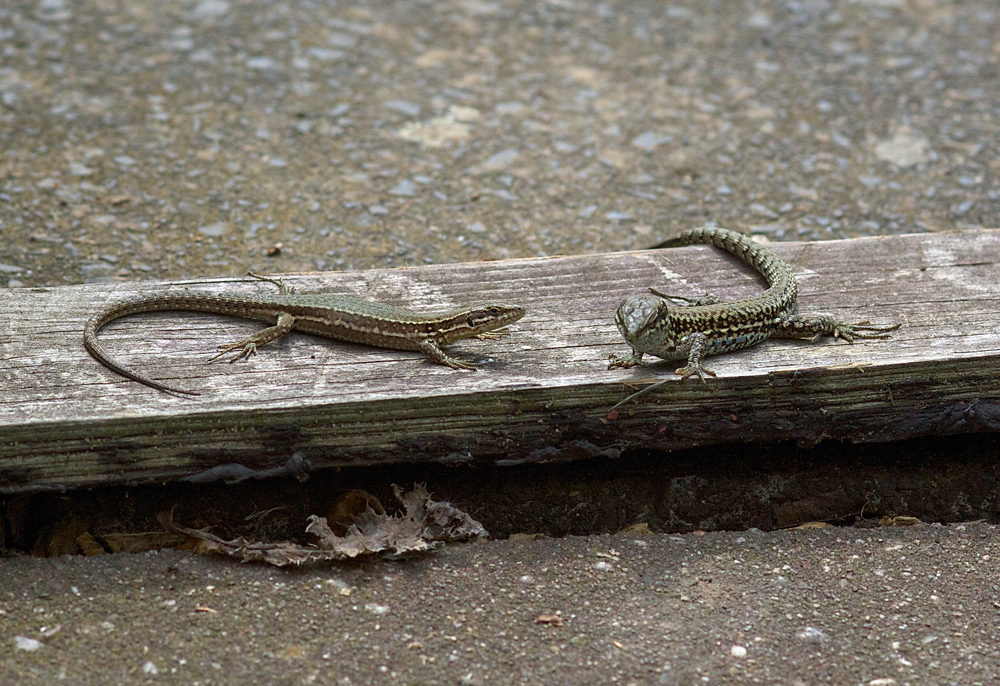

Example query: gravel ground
[1,0,997,286]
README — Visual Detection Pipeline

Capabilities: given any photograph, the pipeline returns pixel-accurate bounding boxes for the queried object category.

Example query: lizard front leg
[418,339,476,370]
[672,332,717,382]
[608,349,645,369]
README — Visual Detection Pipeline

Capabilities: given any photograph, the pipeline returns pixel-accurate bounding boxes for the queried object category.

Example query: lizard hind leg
[648,288,723,306]
[773,314,900,343]
[208,313,297,363]
[246,271,295,295]
[831,321,901,342]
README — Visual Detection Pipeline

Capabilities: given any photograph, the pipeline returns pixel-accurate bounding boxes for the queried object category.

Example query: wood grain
[3,229,1000,492]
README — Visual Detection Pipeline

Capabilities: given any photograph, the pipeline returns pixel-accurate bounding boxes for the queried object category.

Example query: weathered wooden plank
[2,229,1000,492]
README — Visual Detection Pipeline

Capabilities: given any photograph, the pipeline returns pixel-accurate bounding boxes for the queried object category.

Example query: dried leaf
[785,521,831,530]
[33,515,90,557]
[159,484,488,566]
[326,489,385,536]
[103,532,191,554]
[880,516,921,527]
[509,533,547,541]
[76,532,105,556]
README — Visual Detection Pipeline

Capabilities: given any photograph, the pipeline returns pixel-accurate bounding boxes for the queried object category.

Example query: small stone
[631,131,672,151]
[328,33,357,48]
[1,90,19,109]
[68,162,94,176]
[14,636,42,651]
[388,180,417,196]
[605,211,633,221]
[478,149,520,173]
[495,102,525,114]
[952,200,975,218]
[874,127,931,167]
[309,48,344,62]
[198,222,228,237]
[384,100,421,116]
[797,626,827,643]
[189,0,229,19]
[246,56,280,71]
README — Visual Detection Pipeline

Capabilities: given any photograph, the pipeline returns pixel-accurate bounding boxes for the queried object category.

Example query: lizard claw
[649,288,723,306]
[675,363,717,383]
[833,321,901,343]
[474,329,509,340]
[208,340,258,363]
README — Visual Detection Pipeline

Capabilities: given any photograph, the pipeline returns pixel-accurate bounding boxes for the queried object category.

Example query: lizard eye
[488,306,501,316]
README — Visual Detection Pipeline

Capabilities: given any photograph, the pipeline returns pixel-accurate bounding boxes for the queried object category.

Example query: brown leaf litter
[158,484,487,566]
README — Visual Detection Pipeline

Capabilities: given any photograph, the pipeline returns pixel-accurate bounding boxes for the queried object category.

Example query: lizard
[608,226,899,403]
[84,272,525,396]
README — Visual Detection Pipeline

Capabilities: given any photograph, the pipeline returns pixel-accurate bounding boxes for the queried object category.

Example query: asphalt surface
[4,524,999,684]
[3,0,1000,682]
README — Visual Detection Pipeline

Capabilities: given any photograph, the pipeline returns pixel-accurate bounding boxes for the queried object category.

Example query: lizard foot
[474,329,510,340]
[208,340,259,363]
[832,321,901,343]
[674,362,717,383]
[608,352,644,370]
[648,288,723,306]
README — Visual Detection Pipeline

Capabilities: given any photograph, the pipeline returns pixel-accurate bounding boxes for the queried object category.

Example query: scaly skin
[85,273,524,395]
[609,226,899,384]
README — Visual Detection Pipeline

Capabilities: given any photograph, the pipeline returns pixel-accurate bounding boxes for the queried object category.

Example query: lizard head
[463,303,526,333]
[615,294,675,351]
